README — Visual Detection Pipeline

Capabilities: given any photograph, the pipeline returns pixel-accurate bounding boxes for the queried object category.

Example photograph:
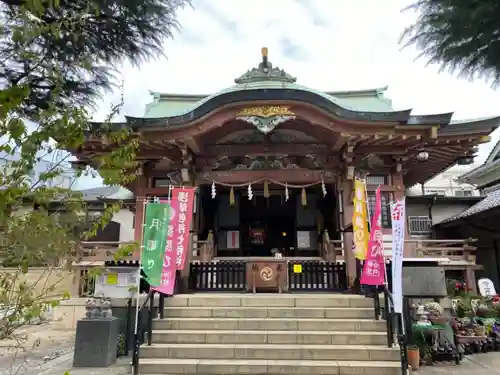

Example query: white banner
[390,198,406,313]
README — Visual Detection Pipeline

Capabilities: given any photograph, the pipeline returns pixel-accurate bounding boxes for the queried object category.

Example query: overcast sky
[79,0,500,188]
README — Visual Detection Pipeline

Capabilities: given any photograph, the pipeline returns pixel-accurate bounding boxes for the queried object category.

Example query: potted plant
[408,327,429,370]
[407,344,420,370]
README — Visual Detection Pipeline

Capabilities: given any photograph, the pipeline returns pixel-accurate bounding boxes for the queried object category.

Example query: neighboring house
[55,186,136,297]
[71,186,135,243]
[405,195,482,238]
[404,165,482,238]
[15,185,135,243]
[406,165,480,197]
[3,185,135,300]
[433,141,500,288]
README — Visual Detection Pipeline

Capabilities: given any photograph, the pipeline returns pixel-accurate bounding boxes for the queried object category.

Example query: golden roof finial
[261,47,268,58]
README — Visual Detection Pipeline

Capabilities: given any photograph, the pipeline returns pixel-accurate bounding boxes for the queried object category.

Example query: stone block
[403,266,447,297]
[73,317,119,367]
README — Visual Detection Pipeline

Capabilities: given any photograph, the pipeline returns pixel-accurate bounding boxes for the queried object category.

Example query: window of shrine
[367,192,391,228]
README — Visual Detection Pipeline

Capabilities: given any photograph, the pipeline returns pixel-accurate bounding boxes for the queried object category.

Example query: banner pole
[358,178,373,291]
[133,198,148,336]
[363,178,373,232]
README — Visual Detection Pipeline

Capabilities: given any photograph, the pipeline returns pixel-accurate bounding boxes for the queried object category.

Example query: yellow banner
[352,179,369,260]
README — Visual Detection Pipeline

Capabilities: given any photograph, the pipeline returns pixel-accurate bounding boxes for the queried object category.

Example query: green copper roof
[144,84,393,118]
[144,54,393,118]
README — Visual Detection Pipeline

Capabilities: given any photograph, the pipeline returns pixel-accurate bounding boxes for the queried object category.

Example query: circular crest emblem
[260,267,273,282]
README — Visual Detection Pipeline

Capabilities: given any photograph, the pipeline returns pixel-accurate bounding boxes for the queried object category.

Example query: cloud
[85,0,500,188]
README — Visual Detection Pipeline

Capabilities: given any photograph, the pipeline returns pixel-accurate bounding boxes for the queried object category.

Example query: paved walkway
[415,353,500,375]
[32,353,130,375]
[25,352,500,375]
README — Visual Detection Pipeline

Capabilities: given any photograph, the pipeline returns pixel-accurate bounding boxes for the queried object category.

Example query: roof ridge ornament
[234,47,297,84]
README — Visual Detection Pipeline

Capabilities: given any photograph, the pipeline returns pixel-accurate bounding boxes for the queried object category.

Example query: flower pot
[475,326,486,337]
[407,347,420,370]
[429,316,448,325]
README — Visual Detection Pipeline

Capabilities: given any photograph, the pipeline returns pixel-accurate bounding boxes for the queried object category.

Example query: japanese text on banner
[360,187,385,286]
[172,188,195,270]
[151,198,178,295]
[141,203,171,287]
[391,198,406,313]
[352,178,369,260]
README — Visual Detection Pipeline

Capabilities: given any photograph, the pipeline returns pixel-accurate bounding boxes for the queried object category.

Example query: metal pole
[133,198,148,336]
[124,298,131,356]
[132,198,148,375]
[147,290,154,345]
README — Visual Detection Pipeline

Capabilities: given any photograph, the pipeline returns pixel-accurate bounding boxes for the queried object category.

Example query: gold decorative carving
[260,267,273,281]
[237,106,294,118]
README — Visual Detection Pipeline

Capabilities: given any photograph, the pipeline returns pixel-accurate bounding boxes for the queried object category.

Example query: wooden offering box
[246,260,287,293]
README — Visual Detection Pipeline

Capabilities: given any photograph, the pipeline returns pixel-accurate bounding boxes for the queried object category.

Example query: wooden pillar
[340,180,356,287]
[71,268,82,297]
[178,145,196,291]
[463,245,478,294]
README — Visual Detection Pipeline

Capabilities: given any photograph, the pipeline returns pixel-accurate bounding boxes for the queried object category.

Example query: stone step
[152,329,389,345]
[153,317,386,332]
[162,306,375,319]
[141,343,400,361]
[163,293,374,308]
[138,358,402,375]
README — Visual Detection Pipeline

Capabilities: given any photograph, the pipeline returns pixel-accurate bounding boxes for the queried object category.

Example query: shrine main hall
[74,48,499,291]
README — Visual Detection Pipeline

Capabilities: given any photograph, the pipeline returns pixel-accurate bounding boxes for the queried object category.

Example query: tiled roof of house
[75,186,134,201]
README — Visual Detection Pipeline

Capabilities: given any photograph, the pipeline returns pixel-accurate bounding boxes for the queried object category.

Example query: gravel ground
[0,323,75,375]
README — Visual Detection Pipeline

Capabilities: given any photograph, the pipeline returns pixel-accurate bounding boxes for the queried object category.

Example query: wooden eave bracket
[182,137,202,154]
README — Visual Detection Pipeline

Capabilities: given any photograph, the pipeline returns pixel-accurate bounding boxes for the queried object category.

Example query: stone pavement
[23,351,500,375]
[32,353,130,375]
[415,353,500,375]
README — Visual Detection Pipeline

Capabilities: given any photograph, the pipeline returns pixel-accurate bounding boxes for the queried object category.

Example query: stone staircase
[139,294,401,375]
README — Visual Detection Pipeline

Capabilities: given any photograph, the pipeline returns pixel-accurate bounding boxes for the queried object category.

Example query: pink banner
[360,187,385,286]
[151,199,178,295]
[172,187,195,270]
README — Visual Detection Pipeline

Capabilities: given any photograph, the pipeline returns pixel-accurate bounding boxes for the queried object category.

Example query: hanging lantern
[321,178,327,197]
[211,182,216,199]
[285,183,289,202]
[247,183,253,200]
[229,187,235,206]
[263,180,270,198]
[301,188,307,207]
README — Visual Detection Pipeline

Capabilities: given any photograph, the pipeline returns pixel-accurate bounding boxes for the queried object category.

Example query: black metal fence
[288,261,348,292]
[189,261,247,292]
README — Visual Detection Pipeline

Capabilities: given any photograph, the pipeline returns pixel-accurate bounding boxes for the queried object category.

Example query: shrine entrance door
[240,192,295,257]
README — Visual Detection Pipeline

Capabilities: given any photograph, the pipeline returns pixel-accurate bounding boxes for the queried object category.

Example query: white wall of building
[406,202,474,225]
[112,208,135,242]
[406,165,480,197]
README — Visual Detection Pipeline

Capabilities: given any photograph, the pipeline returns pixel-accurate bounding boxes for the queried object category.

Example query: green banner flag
[141,202,171,287]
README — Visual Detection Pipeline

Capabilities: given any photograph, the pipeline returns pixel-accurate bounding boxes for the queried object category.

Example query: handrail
[131,287,172,375]
[382,286,393,348]
[132,290,154,375]
[382,285,408,375]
